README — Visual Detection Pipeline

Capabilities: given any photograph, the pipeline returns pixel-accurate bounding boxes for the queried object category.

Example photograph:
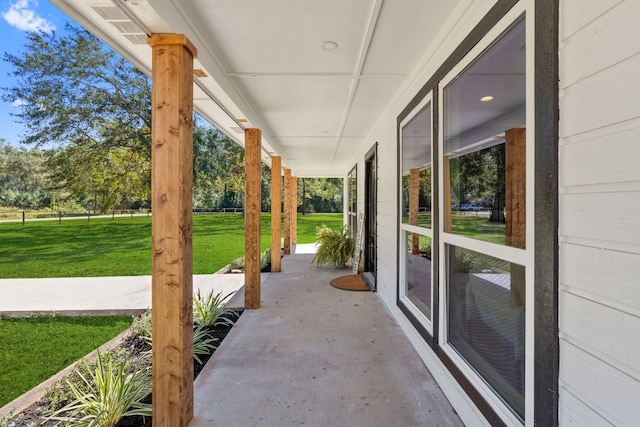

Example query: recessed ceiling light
[322,41,338,50]
[480,95,494,102]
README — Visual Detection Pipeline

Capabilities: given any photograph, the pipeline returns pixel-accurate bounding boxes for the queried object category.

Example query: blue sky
[0,0,72,147]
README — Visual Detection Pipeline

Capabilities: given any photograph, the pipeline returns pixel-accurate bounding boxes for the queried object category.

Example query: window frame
[347,164,358,238]
[438,9,529,425]
[398,94,435,337]
[395,0,559,425]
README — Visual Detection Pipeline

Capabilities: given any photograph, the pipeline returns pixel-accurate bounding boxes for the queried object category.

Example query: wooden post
[291,175,297,245]
[443,156,452,233]
[271,156,282,272]
[505,128,526,313]
[22,211,25,226]
[148,33,196,427]
[409,168,420,254]
[283,168,292,255]
[505,128,526,249]
[244,128,262,309]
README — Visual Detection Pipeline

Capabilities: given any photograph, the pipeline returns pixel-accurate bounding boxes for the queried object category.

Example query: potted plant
[312,225,355,268]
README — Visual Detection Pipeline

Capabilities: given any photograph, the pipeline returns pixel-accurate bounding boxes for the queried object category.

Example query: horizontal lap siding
[559,0,640,425]
[373,123,398,302]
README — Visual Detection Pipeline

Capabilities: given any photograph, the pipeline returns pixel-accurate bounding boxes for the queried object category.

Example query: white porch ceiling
[50,0,462,177]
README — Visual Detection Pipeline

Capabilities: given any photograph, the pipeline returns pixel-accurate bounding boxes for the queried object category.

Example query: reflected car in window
[459,204,484,211]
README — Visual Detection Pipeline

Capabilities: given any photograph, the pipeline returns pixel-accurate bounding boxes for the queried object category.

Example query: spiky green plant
[46,350,151,427]
[193,290,238,328]
[129,310,152,339]
[192,324,218,364]
[312,225,355,268]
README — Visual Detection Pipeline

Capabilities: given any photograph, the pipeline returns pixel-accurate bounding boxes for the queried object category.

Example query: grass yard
[0,213,343,278]
[451,213,506,245]
[0,315,132,408]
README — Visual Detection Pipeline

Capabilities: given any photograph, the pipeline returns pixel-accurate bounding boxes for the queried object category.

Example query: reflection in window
[405,233,432,319]
[402,103,432,229]
[347,165,357,238]
[443,16,527,421]
[443,17,526,248]
[447,245,525,418]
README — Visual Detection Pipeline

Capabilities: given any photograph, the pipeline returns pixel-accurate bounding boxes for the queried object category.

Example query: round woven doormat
[330,274,370,291]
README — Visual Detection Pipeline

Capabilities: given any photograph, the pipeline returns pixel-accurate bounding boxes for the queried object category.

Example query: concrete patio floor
[190,249,463,426]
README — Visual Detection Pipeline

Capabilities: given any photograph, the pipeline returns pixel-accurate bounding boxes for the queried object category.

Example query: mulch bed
[10,311,242,427]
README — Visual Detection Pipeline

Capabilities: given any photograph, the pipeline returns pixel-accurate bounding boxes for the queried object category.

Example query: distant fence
[0,209,152,225]
[192,207,244,214]
[0,207,251,225]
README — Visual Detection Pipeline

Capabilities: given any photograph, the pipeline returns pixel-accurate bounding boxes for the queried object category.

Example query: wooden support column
[283,168,292,255]
[148,34,196,427]
[245,128,262,309]
[409,168,420,254]
[443,156,453,233]
[505,128,526,312]
[505,128,526,249]
[271,156,282,272]
[291,175,297,245]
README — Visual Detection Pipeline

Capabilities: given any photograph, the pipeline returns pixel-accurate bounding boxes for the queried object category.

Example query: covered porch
[190,245,462,426]
[46,1,474,425]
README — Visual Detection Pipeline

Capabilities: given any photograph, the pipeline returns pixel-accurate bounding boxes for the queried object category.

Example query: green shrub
[193,290,238,328]
[420,242,432,260]
[228,247,271,271]
[312,225,355,267]
[43,348,149,413]
[260,247,271,270]
[129,310,152,339]
[192,324,218,364]
[46,350,151,427]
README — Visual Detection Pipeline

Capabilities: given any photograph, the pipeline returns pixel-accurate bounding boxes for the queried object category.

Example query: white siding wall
[559,1,640,425]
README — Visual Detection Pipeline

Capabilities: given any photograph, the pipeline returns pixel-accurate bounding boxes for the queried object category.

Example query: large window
[399,96,433,328]
[441,16,526,422]
[397,7,537,425]
[347,165,357,237]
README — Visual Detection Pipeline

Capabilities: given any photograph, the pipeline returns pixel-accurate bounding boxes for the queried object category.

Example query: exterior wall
[558,1,640,425]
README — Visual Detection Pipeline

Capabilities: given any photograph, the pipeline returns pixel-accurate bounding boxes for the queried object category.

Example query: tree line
[1,25,342,213]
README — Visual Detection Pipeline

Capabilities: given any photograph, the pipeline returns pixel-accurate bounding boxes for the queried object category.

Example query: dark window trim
[396,91,438,351]
[533,0,559,425]
[439,349,508,427]
[396,0,559,425]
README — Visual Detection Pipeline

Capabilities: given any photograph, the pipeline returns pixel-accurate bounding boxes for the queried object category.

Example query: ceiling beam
[331,0,384,163]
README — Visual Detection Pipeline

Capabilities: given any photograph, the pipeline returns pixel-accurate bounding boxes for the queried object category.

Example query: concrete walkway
[0,273,247,317]
[0,244,318,316]
[1,243,463,425]
[190,249,463,426]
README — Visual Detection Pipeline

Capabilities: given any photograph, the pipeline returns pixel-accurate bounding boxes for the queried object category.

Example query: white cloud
[12,98,26,108]
[2,0,55,33]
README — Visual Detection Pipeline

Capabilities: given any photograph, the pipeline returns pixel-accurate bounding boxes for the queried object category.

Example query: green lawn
[0,316,132,408]
[0,213,343,278]
[451,213,506,245]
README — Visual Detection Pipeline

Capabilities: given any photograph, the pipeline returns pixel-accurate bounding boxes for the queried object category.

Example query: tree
[0,142,50,208]
[192,121,245,209]
[3,24,152,212]
[299,178,343,213]
[487,144,505,224]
